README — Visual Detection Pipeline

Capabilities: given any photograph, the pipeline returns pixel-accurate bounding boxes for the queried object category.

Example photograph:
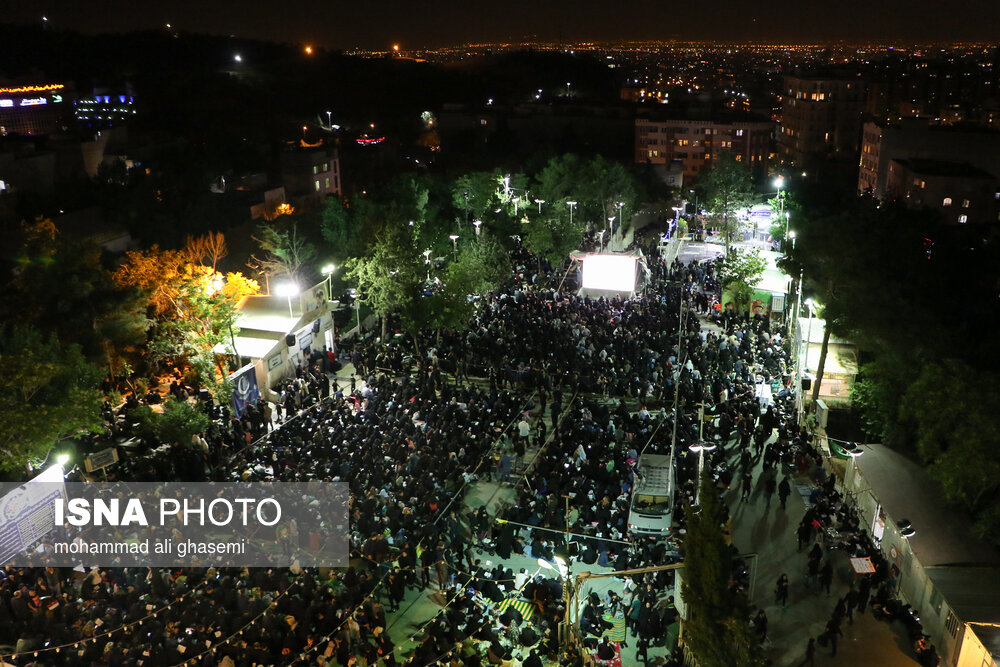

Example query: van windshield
[632,494,671,516]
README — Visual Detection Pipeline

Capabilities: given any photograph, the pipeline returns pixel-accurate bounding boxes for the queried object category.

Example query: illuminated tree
[346,224,422,341]
[717,248,766,314]
[114,246,259,395]
[252,221,317,284]
[697,154,755,257]
[184,231,228,271]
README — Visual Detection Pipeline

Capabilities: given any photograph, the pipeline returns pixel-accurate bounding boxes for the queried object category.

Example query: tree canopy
[0,326,104,472]
[682,470,765,667]
[696,154,755,256]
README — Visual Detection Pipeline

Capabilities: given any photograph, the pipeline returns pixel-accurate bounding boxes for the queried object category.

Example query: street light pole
[566,200,577,227]
[797,298,815,421]
[535,198,545,215]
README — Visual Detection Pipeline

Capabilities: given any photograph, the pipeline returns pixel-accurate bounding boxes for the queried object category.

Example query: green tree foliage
[900,360,1000,539]
[412,235,512,335]
[717,248,766,314]
[682,470,765,667]
[788,194,1000,546]
[533,154,642,234]
[697,154,755,256]
[345,224,423,340]
[3,219,150,379]
[318,197,368,261]
[252,220,317,283]
[523,214,584,269]
[133,397,211,447]
[0,326,104,472]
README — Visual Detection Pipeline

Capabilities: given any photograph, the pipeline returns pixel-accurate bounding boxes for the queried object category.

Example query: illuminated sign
[356,136,386,145]
[51,94,62,103]
[582,254,638,292]
[19,97,48,107]
[0,84,64,94]
[0,100,12,108]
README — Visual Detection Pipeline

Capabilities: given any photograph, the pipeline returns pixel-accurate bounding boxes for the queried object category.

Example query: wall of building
[780,76,866,162]
[635,118,772,186]
[861,121,1000,198]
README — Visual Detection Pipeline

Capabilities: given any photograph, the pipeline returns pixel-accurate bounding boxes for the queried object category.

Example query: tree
[533,154,643,236]
[252,221,317,284]
[697,154,755,257]
[682,470,765,667]
[345,224,422,341]
[114,247,259,395]
[0,326,104,472]
[717,248,766,314]
[411,235,511,337]
[900,361,1000,533]
[134,396,211,447]
[523,214,584,271]
[4,219,150,382]
[184,231,228,271]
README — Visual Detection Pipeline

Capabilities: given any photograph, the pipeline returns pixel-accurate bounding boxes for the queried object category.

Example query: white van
[627,453,675,537]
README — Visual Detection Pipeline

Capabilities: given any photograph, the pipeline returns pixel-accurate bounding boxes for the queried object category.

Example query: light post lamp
[321,264,337,353]
[596,230,605,253]
[276,281,299,319]
[796,298,815,421]
[422,250,432,281]
[449,234,459,259]
[473,220,482,236]
[616,201,625,233]
[325,110,332,128]
[607,216,615,247]
[566,200,577,227]
[773,175,786,248]
[321,263,336,298]
[535,198,545,215]
[689,400,718,506]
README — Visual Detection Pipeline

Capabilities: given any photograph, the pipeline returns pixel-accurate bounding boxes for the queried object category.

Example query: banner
[229,363,260,418]
[0,482,349,568]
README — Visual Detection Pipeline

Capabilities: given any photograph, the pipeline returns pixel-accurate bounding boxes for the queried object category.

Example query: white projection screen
[582,254,637,292]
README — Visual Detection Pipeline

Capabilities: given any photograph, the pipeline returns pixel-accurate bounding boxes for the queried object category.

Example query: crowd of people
[0,230,935,666]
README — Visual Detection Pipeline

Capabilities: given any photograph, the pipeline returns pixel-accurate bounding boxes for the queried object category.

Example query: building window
[958,215,968,223]
[314,180,321,192]
[325,178,330,189]
[480,119,487,126]
[322,162,329,172]
[312,165,319,175]
[962,199,970,208]
[942,197,952,207]
[736,129,744,137]
[677,139,689,146]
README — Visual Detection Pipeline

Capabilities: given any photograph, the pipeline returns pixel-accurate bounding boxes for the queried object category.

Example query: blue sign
[229,364,260,418]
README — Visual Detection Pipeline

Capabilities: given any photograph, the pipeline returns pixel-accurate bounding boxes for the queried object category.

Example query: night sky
[6,0,1000,48]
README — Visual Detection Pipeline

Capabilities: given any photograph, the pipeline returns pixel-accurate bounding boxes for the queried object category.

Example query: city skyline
[6,0,1000,49]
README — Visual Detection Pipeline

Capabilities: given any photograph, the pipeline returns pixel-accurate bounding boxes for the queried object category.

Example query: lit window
[325,178,330,189]
[736,129,744,137]
[480,119,488,126]
[315,180,320,191]
[312,165,319,175]
[322,163,329,172]
[958,215,968,223]
[942,198,952,207]
[962,199,970,208]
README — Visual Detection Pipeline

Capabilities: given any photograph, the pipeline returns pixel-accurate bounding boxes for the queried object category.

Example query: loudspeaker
[285,334,296,347]
[801,378,812,391]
